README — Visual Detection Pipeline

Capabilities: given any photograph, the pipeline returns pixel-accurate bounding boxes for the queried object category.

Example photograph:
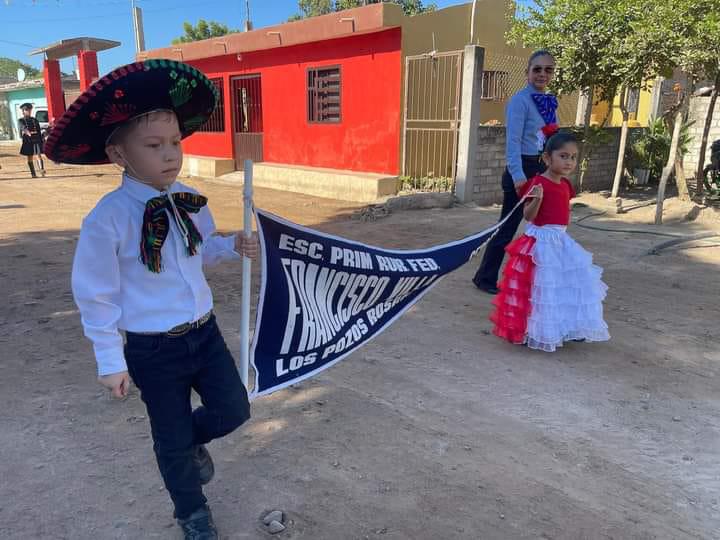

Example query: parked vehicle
[702,139,720,193]
[33,107,51,141]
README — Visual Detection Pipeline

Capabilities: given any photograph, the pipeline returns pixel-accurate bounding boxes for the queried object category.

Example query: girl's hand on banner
[527,184,544,199]
[236,232,259,260]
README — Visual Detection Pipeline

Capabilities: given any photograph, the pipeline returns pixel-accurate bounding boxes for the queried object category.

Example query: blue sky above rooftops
[0,0,486,78]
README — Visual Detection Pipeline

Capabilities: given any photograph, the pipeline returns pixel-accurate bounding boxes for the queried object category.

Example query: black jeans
[125,316,251,519]
[473,155,545,287]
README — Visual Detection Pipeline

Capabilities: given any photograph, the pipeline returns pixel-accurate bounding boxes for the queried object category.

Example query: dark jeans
[473,155,545,287]
[125,316,251,519]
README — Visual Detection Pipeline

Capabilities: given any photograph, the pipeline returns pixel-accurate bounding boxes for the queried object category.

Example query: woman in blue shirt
[472,50,558,294]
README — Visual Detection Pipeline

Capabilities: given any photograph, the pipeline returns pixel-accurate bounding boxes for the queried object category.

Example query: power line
[0,38,41,48]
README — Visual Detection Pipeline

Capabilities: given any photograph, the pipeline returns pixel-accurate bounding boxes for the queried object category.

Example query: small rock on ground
[268,520,286,534]
[262,510,283,525]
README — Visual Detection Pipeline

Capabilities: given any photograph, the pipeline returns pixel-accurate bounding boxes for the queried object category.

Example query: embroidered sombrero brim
[45,59,218,165]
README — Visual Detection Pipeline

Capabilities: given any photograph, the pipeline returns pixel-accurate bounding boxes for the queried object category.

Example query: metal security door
[231,75,263,168]
[402,51,464,186]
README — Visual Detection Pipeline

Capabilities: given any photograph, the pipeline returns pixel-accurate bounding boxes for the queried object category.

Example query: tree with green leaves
[605,0,682,201]
[677,0,720,196]
[289,0,435,21]
[289,0,332,20]
[506,0,630,190]
[172,20,239,44]
[507,0,625,104]
[508,0,682,202]
[651,0,715,221]
[0,57,41,80]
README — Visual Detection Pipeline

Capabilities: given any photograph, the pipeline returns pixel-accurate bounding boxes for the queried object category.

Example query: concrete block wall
[469,126,637,204]
[684,96,720,178]
[582,127,622,192]
[471,126,507,204]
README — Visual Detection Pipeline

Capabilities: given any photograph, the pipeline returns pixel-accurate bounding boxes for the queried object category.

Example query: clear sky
[0,0,473,77]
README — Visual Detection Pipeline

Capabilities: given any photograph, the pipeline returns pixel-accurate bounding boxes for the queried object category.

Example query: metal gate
[402,50,464,185]
[231,75,263,168]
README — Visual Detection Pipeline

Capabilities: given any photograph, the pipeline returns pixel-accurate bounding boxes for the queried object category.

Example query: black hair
[543,132,578,154]
[527,50,556,71]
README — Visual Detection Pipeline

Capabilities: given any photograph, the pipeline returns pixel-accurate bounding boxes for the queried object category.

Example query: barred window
[480,71,509,101]
[307,66,341,123]
[627,87,640,114]
[197,78,225,132]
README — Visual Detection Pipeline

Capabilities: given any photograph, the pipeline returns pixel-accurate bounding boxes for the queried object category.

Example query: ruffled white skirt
[491,224,610,352]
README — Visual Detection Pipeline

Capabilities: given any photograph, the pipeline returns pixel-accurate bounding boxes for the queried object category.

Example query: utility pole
[131,0,146,53]
[244,0,253,32]
[469,0,478,43]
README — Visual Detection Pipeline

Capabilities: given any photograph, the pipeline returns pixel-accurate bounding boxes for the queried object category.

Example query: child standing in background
[491,132,610,351]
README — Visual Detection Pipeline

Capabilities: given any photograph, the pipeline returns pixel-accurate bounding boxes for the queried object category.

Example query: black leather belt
[131,310,213,338]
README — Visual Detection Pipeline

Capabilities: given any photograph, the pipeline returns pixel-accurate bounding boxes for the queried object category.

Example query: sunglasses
[531,66,555,74]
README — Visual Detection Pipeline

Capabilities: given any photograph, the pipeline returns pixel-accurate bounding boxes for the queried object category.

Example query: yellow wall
[590,81,655,127]
[390,1,577,125]
[393,1,518,57]
[395,2,522,124]
[388,1,579,176]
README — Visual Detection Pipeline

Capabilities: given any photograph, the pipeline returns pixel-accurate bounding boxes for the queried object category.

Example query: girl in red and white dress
[490,132,610,351]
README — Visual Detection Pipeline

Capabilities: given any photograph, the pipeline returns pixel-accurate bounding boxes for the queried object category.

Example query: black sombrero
[45,59,218,165]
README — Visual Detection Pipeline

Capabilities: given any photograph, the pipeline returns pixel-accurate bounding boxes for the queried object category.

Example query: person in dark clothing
[472,50,558,294]
[18,103,46,178]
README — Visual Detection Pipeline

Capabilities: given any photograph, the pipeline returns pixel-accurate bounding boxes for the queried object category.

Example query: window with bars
[196,78,225,132]
[480,71,509,101]
[627,87,640,114]
[307,66,341,123]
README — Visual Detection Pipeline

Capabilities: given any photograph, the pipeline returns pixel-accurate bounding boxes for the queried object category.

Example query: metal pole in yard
[239,159,254,388]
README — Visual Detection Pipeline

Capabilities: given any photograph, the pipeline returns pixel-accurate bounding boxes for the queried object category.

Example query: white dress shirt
[72,174,240,376]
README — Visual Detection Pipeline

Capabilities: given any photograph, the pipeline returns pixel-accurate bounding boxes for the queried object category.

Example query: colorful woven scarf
[140,192,207,273]
[531,93,559,137]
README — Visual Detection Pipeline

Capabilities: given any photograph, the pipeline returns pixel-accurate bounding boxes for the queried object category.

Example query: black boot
[38,158,46,177]
[193,444,215,485]
[28,162,37,178]
[177,505,218,540]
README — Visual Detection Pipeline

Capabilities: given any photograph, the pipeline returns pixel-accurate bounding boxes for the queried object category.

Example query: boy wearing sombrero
[46,60,256,539]
[18,102,46,177]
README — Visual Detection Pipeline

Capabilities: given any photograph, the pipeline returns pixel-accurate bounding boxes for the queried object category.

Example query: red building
[142,4,402,177]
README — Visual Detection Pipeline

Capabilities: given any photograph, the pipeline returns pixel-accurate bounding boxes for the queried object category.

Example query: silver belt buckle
[167,322,191,337]
[167,310,212,337]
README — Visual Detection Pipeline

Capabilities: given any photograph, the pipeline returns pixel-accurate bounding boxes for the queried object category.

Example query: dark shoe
[472,279,499,295]
[177,506,218,540]
[28,163,37,178]
[194,444,215,485]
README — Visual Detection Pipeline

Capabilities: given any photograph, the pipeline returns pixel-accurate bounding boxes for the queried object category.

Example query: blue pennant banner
[249,208,514,397]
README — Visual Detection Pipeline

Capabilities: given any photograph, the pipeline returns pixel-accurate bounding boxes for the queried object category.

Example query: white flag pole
[239,159,253,389]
